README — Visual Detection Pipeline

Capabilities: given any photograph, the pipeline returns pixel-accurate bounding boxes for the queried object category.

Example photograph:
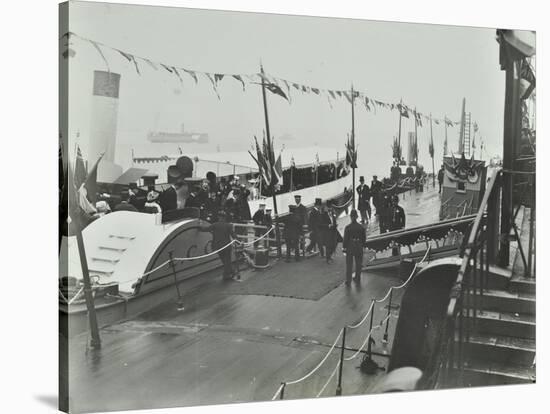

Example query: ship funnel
[89,70,123,182]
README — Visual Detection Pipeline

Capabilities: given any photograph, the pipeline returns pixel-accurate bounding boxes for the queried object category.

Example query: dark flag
[74,145,87,190]
[84,153,104,204]
[184,69,198,84]
[214,74,225,83]
[265,83,289,101]
[232,75,246,91]
[397,103,409,118]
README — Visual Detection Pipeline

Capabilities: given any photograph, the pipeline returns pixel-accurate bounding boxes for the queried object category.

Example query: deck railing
[430,168,504,388]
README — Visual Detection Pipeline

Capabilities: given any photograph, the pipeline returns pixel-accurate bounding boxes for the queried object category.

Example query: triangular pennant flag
[160,64,173,73]
[328,90,336,100]
[311,87,320,95]
[172,66,183,83]
[232,74,246,91]
[214,74,224,84]
[264,83,289,101]
[184,68,198,84]
[118,50,140,75]
[89,40,110,72]
[336,91,342,97]
[282,80,292,103]
[301,85,308,93]
[205,73,220,99]
[144,58,158,71]
[293,83,301,90]
[343,91,352,103]
[326,93,334,110]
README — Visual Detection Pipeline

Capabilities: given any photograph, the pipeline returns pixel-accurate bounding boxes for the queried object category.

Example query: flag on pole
[345,134,357,169]
[265,83,289,101]
[397,103,409,118]
[74,145,87,191]
[274,152,283,185]
[84,153,104,204]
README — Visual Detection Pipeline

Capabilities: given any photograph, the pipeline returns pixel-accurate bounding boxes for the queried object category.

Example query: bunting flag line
[65,31,465,129]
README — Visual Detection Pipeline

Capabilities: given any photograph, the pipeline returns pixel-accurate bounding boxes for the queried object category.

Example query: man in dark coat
[342,209,366,285]
[113,191,139,212]
[252,203,267,248]
[320,201,339,264]
[159,180,181,212]
[371,175,382,215]
[306,198,324,256]
[378,193,391,234]
[389,195,406,256]
[235,185,251,221]
[437,165,445,194]
[293,194,308,256]
[284,205,302,262]
[356,176,371,225]
[200,211,237,280]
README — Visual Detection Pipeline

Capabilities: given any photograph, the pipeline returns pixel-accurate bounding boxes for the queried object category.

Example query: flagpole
[397,98,403,157]
[444,115,448,156]
[351,84,356,209]
[260,63,282,258]
[414,107,418,166]
[68,162,101,349]
[430,113,435,188]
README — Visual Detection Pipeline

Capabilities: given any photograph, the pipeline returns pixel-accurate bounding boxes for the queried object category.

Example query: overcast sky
[67,0,508,178]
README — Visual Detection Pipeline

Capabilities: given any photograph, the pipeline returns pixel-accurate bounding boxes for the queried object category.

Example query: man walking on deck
[200,211,238,280]
[389,195,406,256]
[294,194,308,257]
[343,209,366,285]
[356,176,371,225]
[285,205,302,262]
[371,175,382,215]
[306,198,324,256]
[320,201,340,264]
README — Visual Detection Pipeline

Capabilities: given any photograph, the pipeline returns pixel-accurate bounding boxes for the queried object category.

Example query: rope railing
[68,225,277,299]
[273,245,432,399]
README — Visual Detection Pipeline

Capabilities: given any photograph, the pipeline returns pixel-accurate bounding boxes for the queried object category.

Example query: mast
[351,84,356,209]
[413,107,418,166]
[260,64,282,257]
[397,98,403,159]
[444,115,448,156]
[458,97,466,154]
[430,113,435,188]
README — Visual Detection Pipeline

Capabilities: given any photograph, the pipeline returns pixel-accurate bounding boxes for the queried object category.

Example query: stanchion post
[336,327,346,396]
[168,251,185,311]
[367,299,375,359]
[383,289,393,343]
[280,382,286,400]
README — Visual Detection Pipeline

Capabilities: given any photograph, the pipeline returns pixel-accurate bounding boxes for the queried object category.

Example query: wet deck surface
[68,187,443,413]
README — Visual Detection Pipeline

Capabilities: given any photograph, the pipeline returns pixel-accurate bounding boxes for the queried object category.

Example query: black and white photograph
[55,1,537,413]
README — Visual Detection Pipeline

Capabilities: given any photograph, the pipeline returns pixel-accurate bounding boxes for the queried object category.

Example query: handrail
[446,167,501,319]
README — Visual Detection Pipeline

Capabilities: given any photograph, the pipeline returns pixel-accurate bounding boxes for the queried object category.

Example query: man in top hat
[294,194,308,256]
[371,175,383,215]
[235,184,251,222]
[356,176,371,225]
[320,200,340,264]
[342,209,366,285]
[200,210,238,281]
[306,198,324,256]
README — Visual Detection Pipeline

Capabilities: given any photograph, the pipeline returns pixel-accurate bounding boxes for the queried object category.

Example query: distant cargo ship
[147,123,208,143]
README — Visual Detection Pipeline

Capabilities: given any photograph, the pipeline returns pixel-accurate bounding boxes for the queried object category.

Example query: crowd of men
[83,171,407,284]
